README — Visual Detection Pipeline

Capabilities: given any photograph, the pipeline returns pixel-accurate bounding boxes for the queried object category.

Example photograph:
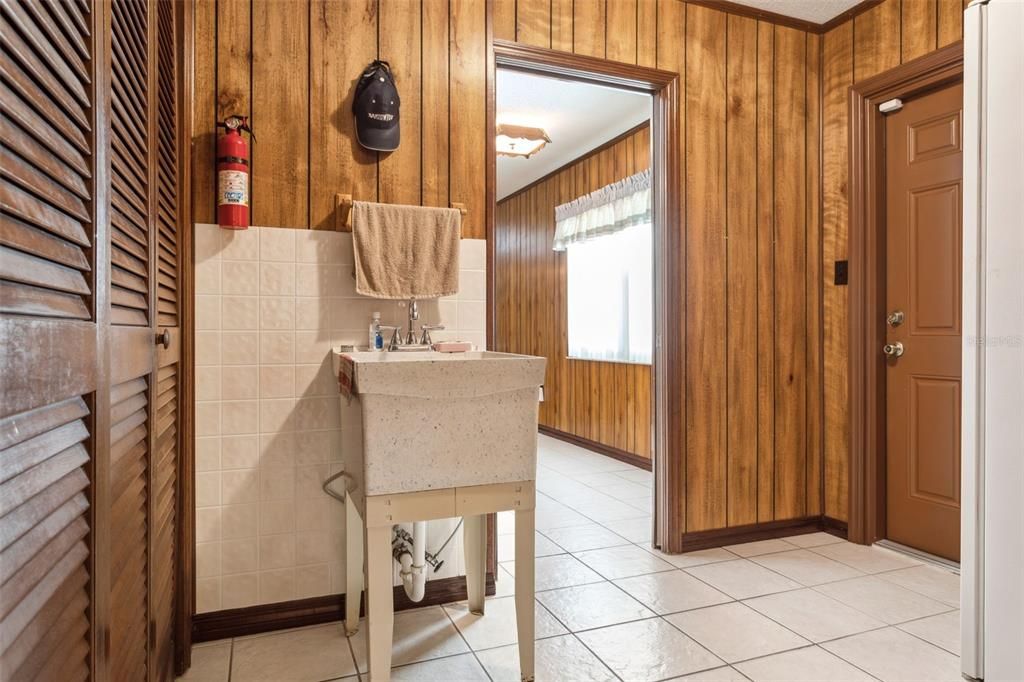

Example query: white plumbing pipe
[398,521,427,602]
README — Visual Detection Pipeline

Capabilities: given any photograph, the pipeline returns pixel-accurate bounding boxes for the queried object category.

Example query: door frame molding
[487,41,685,551]
[847,42,964,546]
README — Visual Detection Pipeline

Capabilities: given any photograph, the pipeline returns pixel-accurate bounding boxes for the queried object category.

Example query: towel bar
[334,193,468,235]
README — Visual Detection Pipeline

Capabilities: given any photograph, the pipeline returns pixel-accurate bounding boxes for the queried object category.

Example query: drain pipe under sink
[393,522,427,602]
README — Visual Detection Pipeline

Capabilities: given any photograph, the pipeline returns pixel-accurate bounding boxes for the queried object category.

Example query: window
[555,170,652,365]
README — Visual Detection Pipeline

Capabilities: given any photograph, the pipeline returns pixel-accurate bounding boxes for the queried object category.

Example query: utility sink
[332,349,546,499]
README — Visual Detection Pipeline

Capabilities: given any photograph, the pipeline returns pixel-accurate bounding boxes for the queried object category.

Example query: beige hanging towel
[351,201,461,299]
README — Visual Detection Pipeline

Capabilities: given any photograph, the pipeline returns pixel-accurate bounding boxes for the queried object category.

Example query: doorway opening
[848,43,964,565]
[488,42,681,551]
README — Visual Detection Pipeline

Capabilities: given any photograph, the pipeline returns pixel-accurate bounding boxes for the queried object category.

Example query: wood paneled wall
[191,0,487,237]
[496,126,654,460]
[494,1,823,533]
[821,0,967,522]
[191,0,968,538]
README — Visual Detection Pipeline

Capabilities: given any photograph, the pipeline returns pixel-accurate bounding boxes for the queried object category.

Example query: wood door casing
[884,82,963,561]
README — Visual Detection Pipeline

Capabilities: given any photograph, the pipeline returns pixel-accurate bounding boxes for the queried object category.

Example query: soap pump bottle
[369,312,382,351]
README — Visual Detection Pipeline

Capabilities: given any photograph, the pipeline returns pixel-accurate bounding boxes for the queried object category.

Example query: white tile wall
[194,223,487,613]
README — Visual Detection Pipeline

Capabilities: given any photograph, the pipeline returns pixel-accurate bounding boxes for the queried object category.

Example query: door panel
[885,82,963,561]
[1,0,97,677]
[2,0,186,678]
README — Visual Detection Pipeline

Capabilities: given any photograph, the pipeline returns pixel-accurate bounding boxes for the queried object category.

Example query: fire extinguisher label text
[218,170,248,206]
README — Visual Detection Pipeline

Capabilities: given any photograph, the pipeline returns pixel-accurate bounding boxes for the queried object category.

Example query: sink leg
[344,494,364,636]
[463,515,487,615]
[366,524,394,681]
[514,508,535,682]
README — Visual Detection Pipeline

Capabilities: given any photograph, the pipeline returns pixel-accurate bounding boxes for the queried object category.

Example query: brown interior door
[1,0,101,678]
[884,82,963,562]
[2,1,185,679]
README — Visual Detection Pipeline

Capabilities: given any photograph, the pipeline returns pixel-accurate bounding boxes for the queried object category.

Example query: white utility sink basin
[332,349,546,499]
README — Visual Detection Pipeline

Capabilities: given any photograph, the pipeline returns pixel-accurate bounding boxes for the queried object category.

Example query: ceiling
[722,0,864,24]
[496,69,650,200]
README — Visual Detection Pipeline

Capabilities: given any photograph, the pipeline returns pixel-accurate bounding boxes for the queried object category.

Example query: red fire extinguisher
[216,115,254,230]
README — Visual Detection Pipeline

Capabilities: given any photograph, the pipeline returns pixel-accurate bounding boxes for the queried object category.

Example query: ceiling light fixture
[496,124,552,158]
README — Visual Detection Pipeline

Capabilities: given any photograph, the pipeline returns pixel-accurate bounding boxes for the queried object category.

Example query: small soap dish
[433,341,473,353]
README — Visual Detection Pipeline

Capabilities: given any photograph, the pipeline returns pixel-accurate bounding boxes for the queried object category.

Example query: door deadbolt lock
[883,342,904,358]
[887,310,905,327]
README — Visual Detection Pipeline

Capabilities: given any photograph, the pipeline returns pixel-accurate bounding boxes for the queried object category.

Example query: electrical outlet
[834,260,849,285]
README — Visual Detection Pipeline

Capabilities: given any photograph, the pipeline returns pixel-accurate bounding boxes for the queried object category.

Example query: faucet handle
[378,325,401,351]
[420,324,445,346]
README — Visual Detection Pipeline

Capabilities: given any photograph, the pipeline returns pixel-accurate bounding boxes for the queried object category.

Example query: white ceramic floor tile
[503,553,605,591]
[389,652,489,681]
[347,605,469,671]
[492,563,516,597]
[784,532,846,549]
[614,570,732,615]
[601,516,652,543]
[666,602,809,663]
[815,575,951,625]
[641,546,739,569]
[877,565,960,607]
[176,641,232,682]
[230,623,358,681]
[541,523,631,553]
[811,542,922,574]
[734,645,875,681]
[667,666,749,681]
[576,471,637,488]
[615,468,654,485]
[822,626,961,681]
[574,543,675,580]
[897,610,960,655]
[684,559,802,600]
[725,538,798,558]
[443,595,566,650]
[497,530,565,561]
[743,588,885,643]
[475,634,617,681]
[536,581,655,632]
[592,480,652,501]
[570,494,651,523]
[535,499,593,530]
[498,510,515,535]
[577,617,723,681]
[751,549,865,586]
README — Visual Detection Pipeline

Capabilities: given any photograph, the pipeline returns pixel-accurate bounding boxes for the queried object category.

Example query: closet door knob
[157,329,171,349]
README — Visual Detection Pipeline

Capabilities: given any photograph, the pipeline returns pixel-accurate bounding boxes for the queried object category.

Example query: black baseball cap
[353,60,400,152]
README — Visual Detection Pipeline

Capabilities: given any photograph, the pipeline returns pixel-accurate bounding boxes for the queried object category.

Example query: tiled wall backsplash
[194,223,486,613]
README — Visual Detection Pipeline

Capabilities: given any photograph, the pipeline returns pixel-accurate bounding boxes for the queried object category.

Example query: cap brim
[355,120,400,152]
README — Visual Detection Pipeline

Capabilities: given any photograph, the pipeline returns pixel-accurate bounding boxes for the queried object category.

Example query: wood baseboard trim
[822,516,849,539]
[193,573,495,643]
[678,517,823,552]
[538,425,653,471]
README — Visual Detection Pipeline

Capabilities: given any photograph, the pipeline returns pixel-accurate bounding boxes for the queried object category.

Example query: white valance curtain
[552,168,652,251]
[555,168,653,365]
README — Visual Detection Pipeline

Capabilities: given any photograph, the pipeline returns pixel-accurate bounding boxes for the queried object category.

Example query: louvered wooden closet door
[2,0,186,679]
[106,0,183,680]
[1,0,99,679]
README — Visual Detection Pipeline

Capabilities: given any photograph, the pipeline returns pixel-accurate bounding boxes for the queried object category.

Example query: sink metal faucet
[405,299,419,345]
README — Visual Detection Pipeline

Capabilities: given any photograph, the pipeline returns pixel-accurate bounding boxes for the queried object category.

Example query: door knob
[157,329,171,349]
[887,310,905,327]
[883,341,904,358]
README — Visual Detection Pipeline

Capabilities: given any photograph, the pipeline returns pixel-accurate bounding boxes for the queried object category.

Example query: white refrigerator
[962,1,1024,679]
